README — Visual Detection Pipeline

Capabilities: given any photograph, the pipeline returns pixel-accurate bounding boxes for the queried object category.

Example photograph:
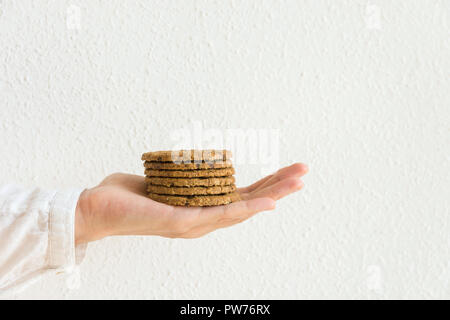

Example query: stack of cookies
[142,150,241,206]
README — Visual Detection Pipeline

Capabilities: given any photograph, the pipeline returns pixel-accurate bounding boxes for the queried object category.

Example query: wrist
[75,189,92,245]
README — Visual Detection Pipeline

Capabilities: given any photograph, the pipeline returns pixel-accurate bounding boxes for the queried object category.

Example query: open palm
[75,163,308,243]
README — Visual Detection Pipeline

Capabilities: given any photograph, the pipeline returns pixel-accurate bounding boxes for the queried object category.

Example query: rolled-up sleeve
[0,184,87,294]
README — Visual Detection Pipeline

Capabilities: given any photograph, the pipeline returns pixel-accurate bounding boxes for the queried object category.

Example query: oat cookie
[141,150,232,162]
[145,176,235,187]
[144,160,232,171]
[147,192,241,207]
[145,167,234,178]
[147,184,236,196]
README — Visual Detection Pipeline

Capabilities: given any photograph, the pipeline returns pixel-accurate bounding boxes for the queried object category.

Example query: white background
[1,0,449,299]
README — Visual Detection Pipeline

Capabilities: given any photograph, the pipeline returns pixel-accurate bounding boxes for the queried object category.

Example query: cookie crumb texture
[147,184,236,196]
[142,150,232,162]
[145,176,236,187]
[144,160,232,170]
[147,193,241,207]
[145,167,234,178]
[142,150,239,207]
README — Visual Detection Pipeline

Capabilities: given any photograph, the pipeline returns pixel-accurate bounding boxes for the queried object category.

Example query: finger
[237,174,274,194]
[253,163,308,192]
[238,163,307,194]
[248,177,304,201]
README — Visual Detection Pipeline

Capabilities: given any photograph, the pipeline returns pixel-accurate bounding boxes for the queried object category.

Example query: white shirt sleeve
[0,184,87,295]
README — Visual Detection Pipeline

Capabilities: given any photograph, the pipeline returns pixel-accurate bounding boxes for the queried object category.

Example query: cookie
[142,150,232,162]
[147,184,236,196]
[145,167,235,178]
[144,160,232,171]
[145,176,235,187]
[147,192,241,206]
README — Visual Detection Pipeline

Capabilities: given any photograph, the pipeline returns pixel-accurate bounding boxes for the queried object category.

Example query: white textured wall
[1,0,449,299]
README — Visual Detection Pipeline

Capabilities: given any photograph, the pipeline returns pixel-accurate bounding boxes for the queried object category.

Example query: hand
[75,163,308,244]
